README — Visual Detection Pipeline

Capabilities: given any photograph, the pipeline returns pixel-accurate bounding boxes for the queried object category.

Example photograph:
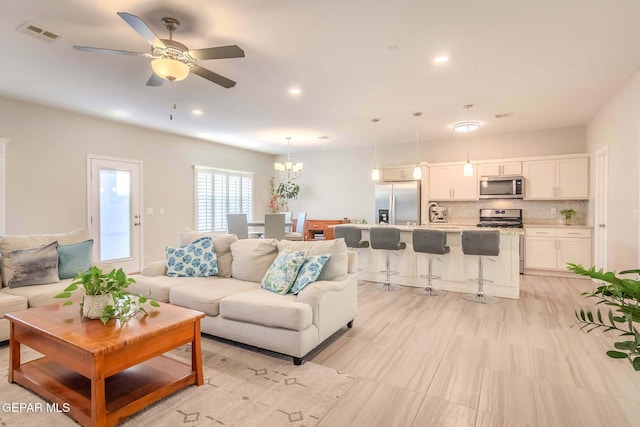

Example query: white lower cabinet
[524,227,592,272]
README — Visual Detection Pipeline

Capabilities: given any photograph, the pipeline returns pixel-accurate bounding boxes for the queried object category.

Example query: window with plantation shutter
[194,166,254,232]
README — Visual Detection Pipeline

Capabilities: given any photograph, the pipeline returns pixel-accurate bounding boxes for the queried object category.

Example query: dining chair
[264,213,285,240]
[285,212,306,241]
[227,213,249,239]
[281,212,293,232]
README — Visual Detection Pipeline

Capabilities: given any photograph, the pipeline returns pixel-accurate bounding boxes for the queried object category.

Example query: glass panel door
[89,156,142,273]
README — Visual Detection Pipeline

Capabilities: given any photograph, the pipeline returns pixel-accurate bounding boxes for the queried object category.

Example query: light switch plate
[146,207,154,215]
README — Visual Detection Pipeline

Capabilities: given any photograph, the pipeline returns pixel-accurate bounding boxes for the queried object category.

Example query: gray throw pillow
[6,241,60,288]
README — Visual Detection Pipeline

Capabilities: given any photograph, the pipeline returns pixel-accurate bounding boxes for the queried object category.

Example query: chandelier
[274,137,303,181]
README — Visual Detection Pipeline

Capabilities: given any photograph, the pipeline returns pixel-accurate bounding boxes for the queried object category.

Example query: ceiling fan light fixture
[151,58,189,81]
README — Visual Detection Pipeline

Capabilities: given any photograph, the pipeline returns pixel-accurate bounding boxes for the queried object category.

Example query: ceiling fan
[73,12,245,88]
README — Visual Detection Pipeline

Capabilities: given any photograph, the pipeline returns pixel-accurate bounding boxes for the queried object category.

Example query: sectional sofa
[128,230,358,364]
[0,229,358,365]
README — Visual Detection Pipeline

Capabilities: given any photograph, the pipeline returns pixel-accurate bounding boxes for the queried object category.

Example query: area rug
[0,337,356,426]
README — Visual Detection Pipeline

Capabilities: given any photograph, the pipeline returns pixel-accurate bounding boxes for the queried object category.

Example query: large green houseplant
[55,266,159,325]
[567,263,640,370]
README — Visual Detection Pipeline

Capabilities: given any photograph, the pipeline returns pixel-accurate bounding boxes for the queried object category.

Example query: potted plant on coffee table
[55,266,159,325]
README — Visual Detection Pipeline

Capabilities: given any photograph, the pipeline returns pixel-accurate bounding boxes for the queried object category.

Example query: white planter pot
[83,294,113,319]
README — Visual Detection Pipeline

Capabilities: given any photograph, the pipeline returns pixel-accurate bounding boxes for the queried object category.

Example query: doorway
[88,155,143,273]
[594,146,608,270]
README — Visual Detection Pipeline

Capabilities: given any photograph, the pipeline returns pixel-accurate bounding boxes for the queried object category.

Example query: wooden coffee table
[5,302,205,427]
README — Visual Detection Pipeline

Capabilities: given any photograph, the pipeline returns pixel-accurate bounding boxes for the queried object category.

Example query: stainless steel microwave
[479,176,524,199]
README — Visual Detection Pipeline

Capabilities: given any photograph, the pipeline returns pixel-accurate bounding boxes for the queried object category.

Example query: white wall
[283,126,586,224]
[587,69,640,271]
[0,96,274,265]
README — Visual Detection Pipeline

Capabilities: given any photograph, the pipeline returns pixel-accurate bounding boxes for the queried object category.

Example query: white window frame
[194,166,254,232]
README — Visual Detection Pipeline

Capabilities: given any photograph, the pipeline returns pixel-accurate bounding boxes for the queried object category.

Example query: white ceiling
[1,0,639,154]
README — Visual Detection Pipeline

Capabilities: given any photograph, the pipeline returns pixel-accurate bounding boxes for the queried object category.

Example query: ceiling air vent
[495,113,513,119]
[16,22,62,43]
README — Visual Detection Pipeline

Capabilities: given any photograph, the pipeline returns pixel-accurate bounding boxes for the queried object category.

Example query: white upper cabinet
[429,165,477,201]
[478,161,522,177]
[523,156,589,200]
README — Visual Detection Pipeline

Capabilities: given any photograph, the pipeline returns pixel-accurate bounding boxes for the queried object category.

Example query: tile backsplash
[435,200,590,225]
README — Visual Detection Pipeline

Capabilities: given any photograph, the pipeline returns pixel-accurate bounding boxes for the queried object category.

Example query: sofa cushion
[5,242,60,288]
[219,289,313,331]
[180,230,236,278]
[169,278,260,316]
[230,239,279,283]
[0,292,28,314]
[0,229,90,287]
[1,279,80,307]
[166,237,218,277]
[290,254,331,294]
[260,249,307,295]
[127,274,214,303]
[277,239,348,281]
[58,239,93,279]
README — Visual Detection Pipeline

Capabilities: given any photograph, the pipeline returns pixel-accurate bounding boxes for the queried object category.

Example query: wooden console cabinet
[304,219,350,241]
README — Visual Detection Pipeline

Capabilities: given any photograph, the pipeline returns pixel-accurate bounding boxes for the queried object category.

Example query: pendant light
[371,118,380,181]
[413,112,423,180]
[464,154,473,176]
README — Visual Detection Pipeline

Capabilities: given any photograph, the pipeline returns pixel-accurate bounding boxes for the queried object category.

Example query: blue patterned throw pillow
[166,237,218,277]
[261,249,307,294]
[290,254,331,294]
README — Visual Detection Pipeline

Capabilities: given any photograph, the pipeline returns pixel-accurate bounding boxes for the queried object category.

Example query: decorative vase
[83,294,112,319]
[564,216,574,226]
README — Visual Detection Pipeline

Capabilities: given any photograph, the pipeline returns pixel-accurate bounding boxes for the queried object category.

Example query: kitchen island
[334,223,523,299]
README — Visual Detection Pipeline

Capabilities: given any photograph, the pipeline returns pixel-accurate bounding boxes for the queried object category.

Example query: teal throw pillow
[58,239,93,279]
[261,249,307,295]
[167,237,218,277]
[290,254,331,294]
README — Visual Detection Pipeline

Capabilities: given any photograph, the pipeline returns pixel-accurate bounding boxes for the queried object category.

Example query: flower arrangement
[267,177,287,213]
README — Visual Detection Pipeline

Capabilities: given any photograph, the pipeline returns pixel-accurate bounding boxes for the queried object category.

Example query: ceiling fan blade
[188,45,245,61]
[191,65,236,88]
[146,73,165,87]
[117,11,166,48]
[73,45,147,56]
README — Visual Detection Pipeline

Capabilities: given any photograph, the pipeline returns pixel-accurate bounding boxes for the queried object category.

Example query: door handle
[599,224,606,228]
[134,222,141,226]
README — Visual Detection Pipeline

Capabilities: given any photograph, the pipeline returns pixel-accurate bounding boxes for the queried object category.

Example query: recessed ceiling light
[288,88,301,95]
[192,109,203,115]
[434,56,449,63]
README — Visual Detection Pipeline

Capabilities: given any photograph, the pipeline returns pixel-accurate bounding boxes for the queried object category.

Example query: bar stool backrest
[335,226,369,248]
[412,229,450,255]
[461,230,500,256]
[370,227,406,250]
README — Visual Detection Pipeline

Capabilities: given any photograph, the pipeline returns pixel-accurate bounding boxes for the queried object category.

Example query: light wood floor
[308,275,640,427]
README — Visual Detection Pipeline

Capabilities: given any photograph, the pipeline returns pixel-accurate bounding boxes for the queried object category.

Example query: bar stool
[335,226,370,286]
[370,227,406,291]
[335,226,369,249]
[412,229,449,296]
[461,230,500,304]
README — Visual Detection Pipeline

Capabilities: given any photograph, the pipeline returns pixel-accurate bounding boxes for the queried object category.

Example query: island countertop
[333,223,521,299]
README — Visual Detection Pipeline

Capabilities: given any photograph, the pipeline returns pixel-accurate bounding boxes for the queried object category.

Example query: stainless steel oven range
[477,209,524,274]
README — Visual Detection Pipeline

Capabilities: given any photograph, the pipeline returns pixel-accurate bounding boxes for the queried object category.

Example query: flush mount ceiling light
[288,88,302,95]
[371,118,381,181]
[452,104,479,132]
[192,109,203,115]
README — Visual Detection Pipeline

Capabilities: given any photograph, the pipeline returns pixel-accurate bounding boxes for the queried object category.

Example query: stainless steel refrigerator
[375,181,421,225]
